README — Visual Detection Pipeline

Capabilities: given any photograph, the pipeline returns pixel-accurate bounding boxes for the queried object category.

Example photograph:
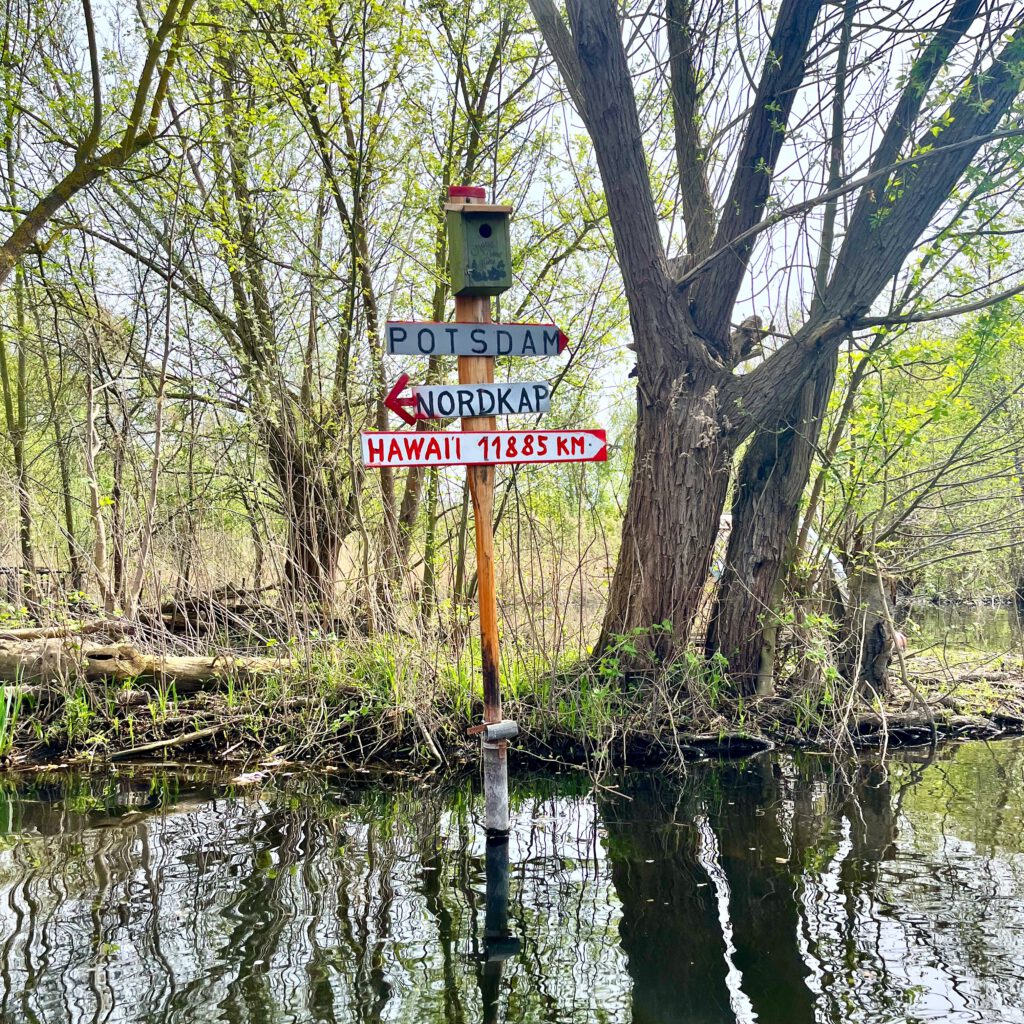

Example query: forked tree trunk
[533,0,1024,682]
[707,360,836,692]
[599,359,736,662]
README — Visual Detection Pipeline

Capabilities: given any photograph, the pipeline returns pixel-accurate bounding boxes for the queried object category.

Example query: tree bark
[531,0,1024,677]
[265,436,351,613]
[600,356,736,660]
[708,0,986,693]
[840,568,897,694]
[707,359,836,692]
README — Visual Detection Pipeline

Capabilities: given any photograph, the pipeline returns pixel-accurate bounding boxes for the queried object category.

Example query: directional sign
[384,373,551,424]
[386,321,567,358]
[362,429,607,468]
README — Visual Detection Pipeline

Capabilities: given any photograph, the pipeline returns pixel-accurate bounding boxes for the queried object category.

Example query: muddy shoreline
[4,675,1023,775]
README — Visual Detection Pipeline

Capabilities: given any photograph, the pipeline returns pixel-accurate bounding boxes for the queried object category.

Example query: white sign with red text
[361,429,607,468]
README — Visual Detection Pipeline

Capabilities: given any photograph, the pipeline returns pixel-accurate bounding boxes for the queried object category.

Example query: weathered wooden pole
[364,195,602,836]
[448,184,509,834]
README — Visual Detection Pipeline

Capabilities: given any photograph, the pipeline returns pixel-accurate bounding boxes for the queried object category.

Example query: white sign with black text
[386,321,567,358]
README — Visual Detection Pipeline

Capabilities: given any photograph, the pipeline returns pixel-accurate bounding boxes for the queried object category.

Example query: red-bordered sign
[362,429,607,467]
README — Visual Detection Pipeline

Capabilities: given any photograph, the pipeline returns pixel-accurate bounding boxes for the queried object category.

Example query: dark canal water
[1,740,1023,1023]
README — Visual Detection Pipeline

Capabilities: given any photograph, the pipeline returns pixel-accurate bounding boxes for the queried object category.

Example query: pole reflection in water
[479,835,520,1024]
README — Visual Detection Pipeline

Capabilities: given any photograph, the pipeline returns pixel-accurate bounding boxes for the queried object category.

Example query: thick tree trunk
[270,448,347,612]
[840,568,897,694]
[0,272,36,601]
[531,0,1024,673]
[259,408,360,618]
[707,358,836,692]
[600,365,735,662]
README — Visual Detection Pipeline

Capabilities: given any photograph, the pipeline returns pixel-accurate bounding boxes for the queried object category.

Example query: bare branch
[674,126,1024,295]
[826,30,1024,318]
[666,0,715,258]
[691,0,824,349]
[856,279,1024,328]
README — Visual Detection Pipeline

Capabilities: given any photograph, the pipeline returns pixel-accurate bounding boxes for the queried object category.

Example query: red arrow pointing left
[384,373,418,425]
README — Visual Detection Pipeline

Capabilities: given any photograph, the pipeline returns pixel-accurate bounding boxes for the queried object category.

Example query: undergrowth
[3,621,1023,771]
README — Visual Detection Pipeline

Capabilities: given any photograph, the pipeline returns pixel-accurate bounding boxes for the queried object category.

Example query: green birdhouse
[446,201,513,297]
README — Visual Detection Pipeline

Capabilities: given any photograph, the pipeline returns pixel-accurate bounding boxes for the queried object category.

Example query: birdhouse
[446,196,513,297]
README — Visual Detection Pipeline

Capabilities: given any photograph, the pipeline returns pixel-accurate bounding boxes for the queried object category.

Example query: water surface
[1,740,1023,1023]
[910,602,1023,655]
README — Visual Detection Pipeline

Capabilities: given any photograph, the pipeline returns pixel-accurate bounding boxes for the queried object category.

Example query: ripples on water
[1,740,1023,1023]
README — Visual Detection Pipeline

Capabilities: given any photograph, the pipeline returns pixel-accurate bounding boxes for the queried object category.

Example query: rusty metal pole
[449,186,508,834]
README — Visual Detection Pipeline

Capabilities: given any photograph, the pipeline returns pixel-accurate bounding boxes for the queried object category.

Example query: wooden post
[450,187,508,834]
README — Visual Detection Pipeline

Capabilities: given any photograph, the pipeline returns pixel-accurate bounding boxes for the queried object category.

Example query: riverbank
[3,620,1024,772]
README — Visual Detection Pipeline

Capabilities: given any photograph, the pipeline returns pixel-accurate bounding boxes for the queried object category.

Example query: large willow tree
[529,0,1024,686]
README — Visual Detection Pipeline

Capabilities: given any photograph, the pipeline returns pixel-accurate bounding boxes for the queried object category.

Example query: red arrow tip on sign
[558,331,569,354]
[384,373,418,425]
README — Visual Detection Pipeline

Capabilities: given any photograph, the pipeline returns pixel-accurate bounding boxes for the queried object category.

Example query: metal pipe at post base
[484,834,519,959]
[482,739,510,834]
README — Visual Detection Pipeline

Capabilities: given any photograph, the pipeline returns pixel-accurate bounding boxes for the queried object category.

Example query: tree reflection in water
[0,740,1021,1023]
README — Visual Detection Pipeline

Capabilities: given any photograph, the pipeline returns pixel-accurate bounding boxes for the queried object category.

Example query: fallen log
[993,710,1024,731]
[681,732,774,757]
[947,714,1002,739]
[0,619,127,642]
[107,722,229,761]
[853,710,941,747]
[854,711,939,734]
[0,638,294,692]
[158,585,277,634]
[0,639,76,683]
[83,643,292,692]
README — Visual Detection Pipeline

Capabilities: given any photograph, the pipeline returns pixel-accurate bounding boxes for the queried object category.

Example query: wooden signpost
[362,185,607,835]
